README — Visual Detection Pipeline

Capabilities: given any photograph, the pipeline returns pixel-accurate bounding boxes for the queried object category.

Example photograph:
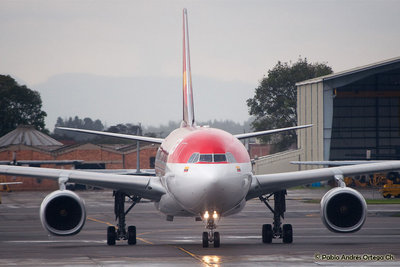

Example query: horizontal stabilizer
[57,127,164,144]
[234,124,312,140]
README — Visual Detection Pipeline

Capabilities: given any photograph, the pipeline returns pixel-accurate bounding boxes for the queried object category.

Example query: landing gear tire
[107,226,116,246]
[282,224,293,244]
[202,232,209,248]
[213,232,220,248]
[262,224,273,243]
[128,226,137,245]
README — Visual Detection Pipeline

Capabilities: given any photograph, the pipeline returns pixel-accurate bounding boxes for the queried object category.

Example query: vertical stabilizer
[182,8,195,127]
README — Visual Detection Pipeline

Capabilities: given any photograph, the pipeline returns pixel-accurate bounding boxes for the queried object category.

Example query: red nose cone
[168,128,250,164]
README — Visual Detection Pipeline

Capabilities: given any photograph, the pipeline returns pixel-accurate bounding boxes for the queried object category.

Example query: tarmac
[1,188,400,266]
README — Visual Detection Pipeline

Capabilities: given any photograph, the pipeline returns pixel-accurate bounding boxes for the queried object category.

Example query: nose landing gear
[202,211,220,248]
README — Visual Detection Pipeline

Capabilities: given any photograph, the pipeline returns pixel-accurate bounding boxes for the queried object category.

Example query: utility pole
[136,123,142,174]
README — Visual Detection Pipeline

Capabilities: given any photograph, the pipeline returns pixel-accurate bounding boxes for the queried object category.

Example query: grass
[289,185,327,190]
[366,198,400,204]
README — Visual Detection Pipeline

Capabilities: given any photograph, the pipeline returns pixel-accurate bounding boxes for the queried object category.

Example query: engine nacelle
[40,190,86,236]
[320,187,367,233]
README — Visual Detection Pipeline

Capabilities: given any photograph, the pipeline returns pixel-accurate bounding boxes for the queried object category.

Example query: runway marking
[136,237,154,245]
[175,246,211,266]
[87,216,156,245]
[88,216,209,265]
[87,217,115,227]
[137,228,181,236]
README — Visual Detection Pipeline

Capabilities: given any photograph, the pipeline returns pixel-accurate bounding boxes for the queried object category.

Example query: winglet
[182,8,195,127]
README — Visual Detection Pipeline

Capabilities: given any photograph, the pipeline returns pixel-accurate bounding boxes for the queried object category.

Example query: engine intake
[320,187,367,233]
[40,190,86,236]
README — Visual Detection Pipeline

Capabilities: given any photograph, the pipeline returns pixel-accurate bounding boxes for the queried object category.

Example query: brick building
[0,126,158,191]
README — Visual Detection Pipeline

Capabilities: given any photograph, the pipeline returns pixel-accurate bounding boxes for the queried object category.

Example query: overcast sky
[1,0,400,130]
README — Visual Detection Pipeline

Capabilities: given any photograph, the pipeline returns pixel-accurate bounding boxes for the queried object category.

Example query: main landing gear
[202,211,220,248]
[259,190,293,244]
[107,190,141,246]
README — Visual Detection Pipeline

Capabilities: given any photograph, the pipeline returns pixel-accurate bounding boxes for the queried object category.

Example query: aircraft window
[199,154,213,162]
[188,153,235,163]
[226,152,237,163]
[188,153,200,163]
[214,154,227,162]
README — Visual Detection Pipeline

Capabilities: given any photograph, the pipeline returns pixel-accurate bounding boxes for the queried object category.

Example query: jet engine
[320,187,367,233]
[40,190,86,236]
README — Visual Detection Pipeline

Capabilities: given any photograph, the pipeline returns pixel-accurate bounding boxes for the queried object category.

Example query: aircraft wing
[57,127,164,144]
[0,165,165,201]
[234,124,312,140]
[247,161,400,199]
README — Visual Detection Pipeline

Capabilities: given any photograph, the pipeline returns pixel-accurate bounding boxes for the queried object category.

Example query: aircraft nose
[168,165,250,214]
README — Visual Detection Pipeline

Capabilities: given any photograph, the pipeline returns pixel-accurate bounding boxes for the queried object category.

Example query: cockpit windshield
[213,154,226,162]
[187,152,236,163]
[199,154,213,162]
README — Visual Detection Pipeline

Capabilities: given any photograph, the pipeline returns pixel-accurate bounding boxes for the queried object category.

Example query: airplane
[2,8,400,248]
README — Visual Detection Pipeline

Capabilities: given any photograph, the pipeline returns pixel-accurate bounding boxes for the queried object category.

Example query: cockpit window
[214,154,227,162]
[199,154,213,162]
[226,152,237,163]
[187,153,200,163]
[187,152,236,163]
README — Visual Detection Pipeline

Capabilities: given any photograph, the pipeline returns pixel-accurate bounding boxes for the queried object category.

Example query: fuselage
[154,125,253,218]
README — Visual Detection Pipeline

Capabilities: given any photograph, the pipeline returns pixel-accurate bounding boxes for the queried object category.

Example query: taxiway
[1,189,400,266]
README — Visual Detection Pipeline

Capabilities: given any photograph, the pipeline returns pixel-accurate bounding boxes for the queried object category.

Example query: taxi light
[213,211,218,219]
[204,211,209,219]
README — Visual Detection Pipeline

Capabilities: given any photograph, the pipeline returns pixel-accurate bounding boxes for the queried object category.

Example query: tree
[0,75,47,136]
[53,116,105,141]
[247,58,333,152]
[108,123,141,135]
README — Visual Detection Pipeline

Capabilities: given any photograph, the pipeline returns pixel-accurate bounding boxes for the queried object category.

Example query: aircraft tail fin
[182,8,195,127]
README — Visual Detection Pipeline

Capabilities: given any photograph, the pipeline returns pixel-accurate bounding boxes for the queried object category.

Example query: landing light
[213,211,218,219]
[204,211,209,219]
[203,211,218,220]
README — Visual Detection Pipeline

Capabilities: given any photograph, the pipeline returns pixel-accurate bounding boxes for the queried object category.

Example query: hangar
[254,56,400,174]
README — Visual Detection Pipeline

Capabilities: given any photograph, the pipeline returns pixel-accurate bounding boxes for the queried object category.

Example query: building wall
[253,149,304,175]
[248,144,272,159]
[124,146,158,169]
[296,81,326,169]
[55,144,123,167]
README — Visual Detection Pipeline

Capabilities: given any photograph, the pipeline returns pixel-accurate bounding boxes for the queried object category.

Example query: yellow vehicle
[380,180,400,198]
